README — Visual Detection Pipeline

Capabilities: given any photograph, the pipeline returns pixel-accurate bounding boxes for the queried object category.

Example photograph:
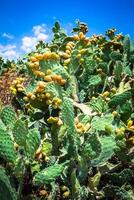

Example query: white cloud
[21,36,37,53]
[0,24,51,59]
[33,24,46,35]
[0,44,16,51]
[21,24,49,53]
[3,50,18,58]
[37,32,48,41]
[2,33,14,39]
[0,44,19,60]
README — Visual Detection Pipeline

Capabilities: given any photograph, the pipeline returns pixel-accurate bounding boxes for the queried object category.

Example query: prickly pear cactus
[0,129,16,163]
[108,90,132,107]
[0,22,134,200]
[26,128,41,159]
[62,97,75,130]
[108,169,133,186]
[0,106,16,127]
[110,51,122,61]
[90,135,116,166]
[0,167,17,200]
[12,119,28,146]
[33,162,68,185]
[91,114,113,131]
[62,97,80,155]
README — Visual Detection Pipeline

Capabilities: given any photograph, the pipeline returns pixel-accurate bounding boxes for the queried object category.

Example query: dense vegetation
[0,21,134,200]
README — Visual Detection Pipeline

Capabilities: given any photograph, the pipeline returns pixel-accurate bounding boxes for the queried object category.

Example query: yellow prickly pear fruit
[73,35,79,41]
[46,69,52,75]
[79,58,84,64]
[46,100,52,105]
[39,190,48,196]
[63,53,71,59]
[35,53,44,60]
[111,87,117,93]
[65,50,71,55]
[64,58,70,65]
[44,75,52,82]
[29,56,37,62]
[66,45,72,52]
[63,191,70,198]
[45,92,51,98]
[78,32,85,40]
[23,96,29,102]
[77,53,81,59]
[79,49,87,54]
[17,87,25,92]
[34,61,40,68]
[59,79,66,86]
[30,94,36,100]
[102,91,110,98]
[112,111,118,117]
[37,81,45,89]
[27,92,33,98]
[47,116,59,123]
[28,62,35,68]
[61,185,68,192]
[127,119,133,128]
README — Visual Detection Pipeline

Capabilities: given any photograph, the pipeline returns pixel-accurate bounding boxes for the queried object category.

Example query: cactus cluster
[0,21,134,199]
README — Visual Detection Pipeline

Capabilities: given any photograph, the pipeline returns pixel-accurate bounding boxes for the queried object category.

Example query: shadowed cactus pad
[91,135,116,166]
[0,167,17,200]
[108,90,132,107]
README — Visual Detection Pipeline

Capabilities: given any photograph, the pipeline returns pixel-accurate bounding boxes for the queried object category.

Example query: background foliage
[0,21,134,200]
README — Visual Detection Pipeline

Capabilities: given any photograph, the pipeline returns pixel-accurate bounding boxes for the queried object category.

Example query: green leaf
[0,129,16,163]
[26,128,41,159]
[84,58,96,74]
[123,35,130,54]
[62,97,80,155]
[25,81,37,93]
[108,90,132,107]
[88,75,102,86]
[62,97,75,130]
[89,96,107,113]
[33,162,68,185]
[91,114,113,131]
[114,61,123,81]
[103,185,134,200]
[0,119,6,131]
[67,75,79,101]
[12,119,28,147]
[119,102,132,122]
[45,82,63,99]
[108,169,133,186]
[124,65,132,76]
[0,167,17,200]
[52,64,69,79]
[91,136,116,166]
[82,133,101,160]
[0,106,16,127]
[110,51,122,61]
[42,140,52,156]
[55,21,60,30]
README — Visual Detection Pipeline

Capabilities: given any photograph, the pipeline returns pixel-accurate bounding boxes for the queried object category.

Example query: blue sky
[0,0,134,59]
